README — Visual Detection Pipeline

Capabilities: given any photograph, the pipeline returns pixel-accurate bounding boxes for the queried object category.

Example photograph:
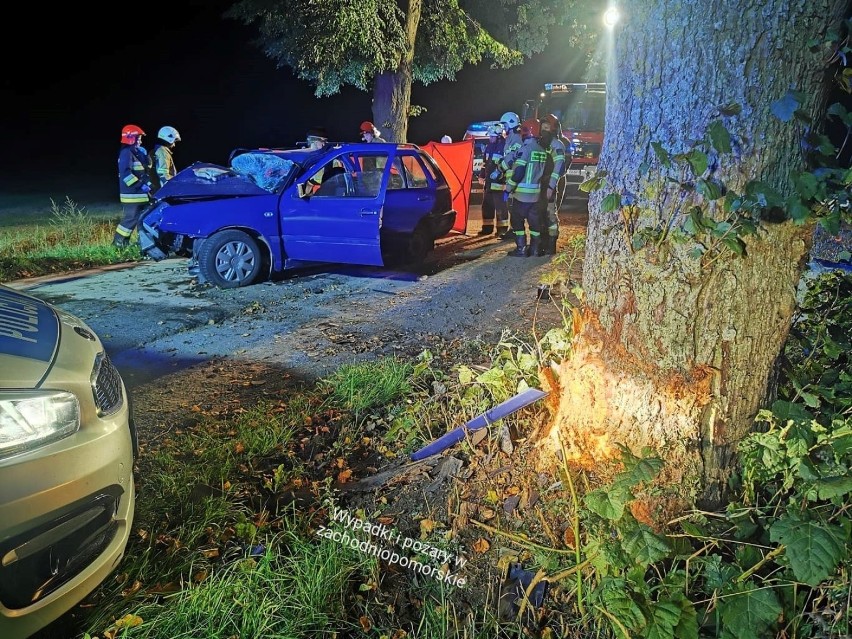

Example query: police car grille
[91,352,123,416]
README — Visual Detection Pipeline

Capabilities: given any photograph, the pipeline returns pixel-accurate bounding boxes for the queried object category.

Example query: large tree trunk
[545,0,847,509]
[371,0,421,143]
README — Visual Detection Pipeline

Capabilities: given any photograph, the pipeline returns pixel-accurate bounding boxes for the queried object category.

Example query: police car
[0,284,136,639]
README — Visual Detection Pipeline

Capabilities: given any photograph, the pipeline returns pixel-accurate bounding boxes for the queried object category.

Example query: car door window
[341,152,388,197]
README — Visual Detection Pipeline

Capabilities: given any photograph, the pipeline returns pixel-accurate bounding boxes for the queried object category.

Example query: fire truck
[523,82,606,200]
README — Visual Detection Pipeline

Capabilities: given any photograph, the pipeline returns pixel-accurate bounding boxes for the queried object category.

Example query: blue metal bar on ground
[410,388,548,461]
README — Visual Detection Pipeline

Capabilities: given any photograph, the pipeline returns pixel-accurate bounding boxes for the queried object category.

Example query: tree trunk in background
[371,0,421,143]
[545,0,847,509]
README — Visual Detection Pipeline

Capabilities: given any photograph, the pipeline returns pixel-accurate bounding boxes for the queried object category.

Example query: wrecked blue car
[138,143,457,288]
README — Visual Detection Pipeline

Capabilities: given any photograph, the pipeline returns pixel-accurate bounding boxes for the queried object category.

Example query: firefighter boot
[496,224,510,239]
[530,235,543,257]
[507,235,528,257]
[545,234,559,256]
[112,233,128,249]
[477,224,494,236]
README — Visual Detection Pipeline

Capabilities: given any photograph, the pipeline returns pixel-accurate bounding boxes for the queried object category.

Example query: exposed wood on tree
[543,0,848,509]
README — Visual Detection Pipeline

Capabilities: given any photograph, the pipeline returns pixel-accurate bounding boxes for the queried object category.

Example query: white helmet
[488,123,504,137]
[500,112,520,130]
[158,126,181,144]
[441,135,453,143]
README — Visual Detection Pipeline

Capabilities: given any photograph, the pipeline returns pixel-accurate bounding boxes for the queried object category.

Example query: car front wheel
[198,230,263,288]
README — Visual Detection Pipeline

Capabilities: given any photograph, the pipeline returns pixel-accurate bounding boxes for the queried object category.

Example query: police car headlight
[0,390,80,458]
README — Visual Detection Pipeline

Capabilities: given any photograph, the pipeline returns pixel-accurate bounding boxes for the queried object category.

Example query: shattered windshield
[230,152,298,192]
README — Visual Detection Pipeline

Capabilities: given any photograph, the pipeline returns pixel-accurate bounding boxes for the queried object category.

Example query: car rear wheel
[407,223,434,265]
[198,230,263,288]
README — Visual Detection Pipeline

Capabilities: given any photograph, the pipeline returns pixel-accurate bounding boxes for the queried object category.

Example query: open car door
[279,149,389,265]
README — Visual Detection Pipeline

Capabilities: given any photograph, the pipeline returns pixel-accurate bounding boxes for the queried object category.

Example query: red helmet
[520,118,541,139]
[121,124,145,144]
[359,121,376,133]
[542,113,561,134]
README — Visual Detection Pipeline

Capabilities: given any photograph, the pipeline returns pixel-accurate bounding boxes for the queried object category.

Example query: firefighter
[478,122,510,237]
[504,118,548,257]
[359,121,387,143]
[498,111,523,177]
[537,114,567,255]
[113,124,153,248]
[153,125,181,190]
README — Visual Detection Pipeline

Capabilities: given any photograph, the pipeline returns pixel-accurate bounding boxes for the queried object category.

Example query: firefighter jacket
[118,144,153,204]
[153,143,177,188]
[546,137,567,191]
[506,138,548,203]
[482,137,506,192]
[498,130,523,176]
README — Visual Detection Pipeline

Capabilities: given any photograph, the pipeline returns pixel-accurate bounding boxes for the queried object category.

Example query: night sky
[0,1,591,202]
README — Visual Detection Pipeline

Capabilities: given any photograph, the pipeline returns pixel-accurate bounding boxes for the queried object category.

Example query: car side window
[341,152,388,197]
[400,155,430,188]
[417,152,439,181]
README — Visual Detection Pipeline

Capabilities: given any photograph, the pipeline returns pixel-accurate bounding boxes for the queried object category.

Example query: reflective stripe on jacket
[483,138,506,192]
[506,139,547,203]
[547,139,567,190]
[118,145,152,204]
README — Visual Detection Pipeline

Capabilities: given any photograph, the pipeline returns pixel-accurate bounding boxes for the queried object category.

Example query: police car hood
[0,285,60,385]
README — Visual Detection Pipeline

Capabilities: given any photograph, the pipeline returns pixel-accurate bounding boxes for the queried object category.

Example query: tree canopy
[225,0,588,97]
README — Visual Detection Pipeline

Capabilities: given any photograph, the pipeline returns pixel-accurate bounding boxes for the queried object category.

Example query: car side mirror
[297,182,312,199]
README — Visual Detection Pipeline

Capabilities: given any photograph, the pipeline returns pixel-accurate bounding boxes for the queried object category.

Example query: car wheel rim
[215,241,256,283]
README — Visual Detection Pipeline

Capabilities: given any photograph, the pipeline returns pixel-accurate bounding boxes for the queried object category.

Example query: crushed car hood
[154,162,271,199]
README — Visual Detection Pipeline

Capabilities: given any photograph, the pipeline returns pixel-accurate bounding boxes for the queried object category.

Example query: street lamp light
[603,7,620,28]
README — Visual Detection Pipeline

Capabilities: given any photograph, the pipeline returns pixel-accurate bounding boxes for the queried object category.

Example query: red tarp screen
[422,139,474,235]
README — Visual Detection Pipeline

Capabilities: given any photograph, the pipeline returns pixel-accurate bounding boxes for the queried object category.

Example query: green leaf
[708,120,732,153]
[787,196,811,223]
[745,181,784,208]
[686,149,708,176]
[601,583,647,635]
[673,596,699,639]
[770,515,846,586]
[792,171,820,200]
[722,236,746,257]
[602,193,622,212]
[818,211,841,236]
[696,178,723,200]
[815,475,852,500]
[652,141,671,167]
[646,601,682,639]
[585,485,630,520]
[626,455,664,485]
[770,400,813,423]
[623,524,672,565]
[718,582,781,639]
[718,103,742,116]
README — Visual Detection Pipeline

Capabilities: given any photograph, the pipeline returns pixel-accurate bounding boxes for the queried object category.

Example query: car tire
[198,230,263,288]
[406,223,434,265]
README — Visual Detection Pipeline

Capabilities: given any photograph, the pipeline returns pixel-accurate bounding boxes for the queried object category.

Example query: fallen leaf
[113,614,143,629]
[563,527,576,549]
[377,516,395,525]
[359,616,372,632]
[472,538,491,554]
[480,507,497,521]
[234,442,245,454]
[120,580,142,597]
[337,469,352,483]
[419,518,435,539]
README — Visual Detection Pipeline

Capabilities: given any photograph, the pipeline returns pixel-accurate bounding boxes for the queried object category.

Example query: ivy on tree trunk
[546,0,848,509]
